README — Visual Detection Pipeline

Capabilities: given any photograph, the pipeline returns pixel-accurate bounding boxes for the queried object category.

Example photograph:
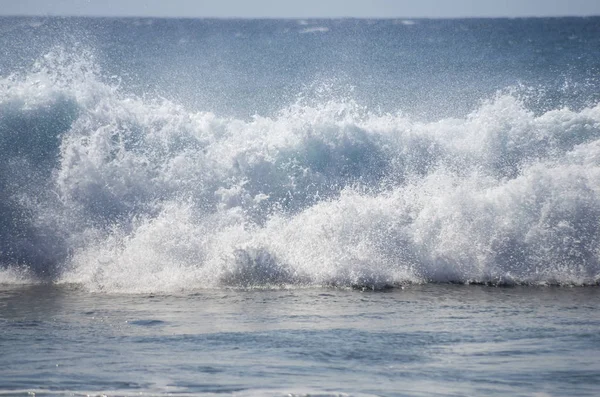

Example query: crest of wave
[1,48,599,291]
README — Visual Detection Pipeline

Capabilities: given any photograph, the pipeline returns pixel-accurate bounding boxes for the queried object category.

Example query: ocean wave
[1,49,599,292]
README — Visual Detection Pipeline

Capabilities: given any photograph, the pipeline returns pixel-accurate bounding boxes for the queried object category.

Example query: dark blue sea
[0,17,599,396]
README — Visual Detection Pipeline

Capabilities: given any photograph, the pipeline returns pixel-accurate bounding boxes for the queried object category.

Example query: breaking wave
[1,49,599,292]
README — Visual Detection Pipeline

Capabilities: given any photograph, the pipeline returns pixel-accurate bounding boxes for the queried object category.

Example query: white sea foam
[1,49,599,292]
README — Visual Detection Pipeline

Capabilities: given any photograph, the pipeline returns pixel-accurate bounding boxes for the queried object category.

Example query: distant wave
[299,27,330,34]
[1,48,599,292]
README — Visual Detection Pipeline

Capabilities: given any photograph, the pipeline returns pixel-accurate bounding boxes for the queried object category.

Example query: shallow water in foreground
[1,284,599,397]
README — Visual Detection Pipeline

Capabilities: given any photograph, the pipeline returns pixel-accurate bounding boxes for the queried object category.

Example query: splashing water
[1,48,599,292]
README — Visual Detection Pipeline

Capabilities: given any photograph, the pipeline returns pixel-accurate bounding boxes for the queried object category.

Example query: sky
[0,0,599,18]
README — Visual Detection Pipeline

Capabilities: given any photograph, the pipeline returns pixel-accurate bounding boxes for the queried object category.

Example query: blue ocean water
[1,285,600,397]
[0,17,600,396]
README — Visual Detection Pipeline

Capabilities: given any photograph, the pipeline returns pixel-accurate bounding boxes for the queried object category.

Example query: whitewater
[1,46,599,292]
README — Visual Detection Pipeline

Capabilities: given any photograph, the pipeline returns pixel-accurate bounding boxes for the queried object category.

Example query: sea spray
[1,48,599,291]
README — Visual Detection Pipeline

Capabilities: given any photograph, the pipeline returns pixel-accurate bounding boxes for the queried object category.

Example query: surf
[0,47,599,292]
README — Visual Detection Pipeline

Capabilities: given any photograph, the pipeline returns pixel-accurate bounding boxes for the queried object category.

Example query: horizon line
[1,14,599,19]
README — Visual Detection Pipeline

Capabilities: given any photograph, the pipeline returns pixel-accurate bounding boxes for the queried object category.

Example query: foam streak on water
[1,49,599,292]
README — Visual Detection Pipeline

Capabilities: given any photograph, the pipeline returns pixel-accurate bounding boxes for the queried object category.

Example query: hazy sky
[1,0,599,18]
